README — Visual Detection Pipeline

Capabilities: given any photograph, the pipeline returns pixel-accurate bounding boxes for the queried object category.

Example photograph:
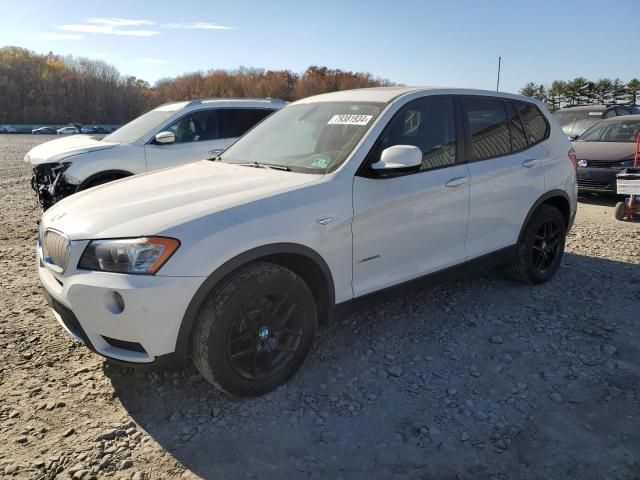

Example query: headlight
[78,237,180,274]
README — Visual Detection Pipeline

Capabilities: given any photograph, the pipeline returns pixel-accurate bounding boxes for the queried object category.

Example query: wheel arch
[174,243,336,362]
[518,189,572,242]
[77,169,134,190]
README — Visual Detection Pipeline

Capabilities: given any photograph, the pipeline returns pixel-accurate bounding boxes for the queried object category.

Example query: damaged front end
[31,163,77,210]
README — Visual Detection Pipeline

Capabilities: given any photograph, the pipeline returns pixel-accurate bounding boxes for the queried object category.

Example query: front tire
[191,262,317,396]
[504,205,566,284]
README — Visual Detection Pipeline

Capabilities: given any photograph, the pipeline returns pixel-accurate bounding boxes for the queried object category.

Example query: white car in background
[27,98,284,209]
[37,86,577,397]
[57,126,80,135]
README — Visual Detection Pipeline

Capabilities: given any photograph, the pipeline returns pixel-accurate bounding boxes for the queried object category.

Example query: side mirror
[569,134,579,141]
[155,131,175,145]
[371,145,422,172]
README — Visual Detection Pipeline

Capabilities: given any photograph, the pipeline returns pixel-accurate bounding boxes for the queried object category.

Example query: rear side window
[462,97,511,160]
[373,97,457,171]
[515,101,549,145]
[506,102,528,152]
[220,109,275,138]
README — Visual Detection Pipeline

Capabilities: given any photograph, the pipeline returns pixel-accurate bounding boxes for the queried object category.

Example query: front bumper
[576,167,620,193]
[31,163,77,210]
[38,254,205,364]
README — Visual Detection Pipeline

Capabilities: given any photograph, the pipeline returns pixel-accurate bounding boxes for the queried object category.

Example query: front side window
[222,102,384,173]
[220,109,275,138]
[371,97,457,171]
[516,101,549,145]
[165,110,220,143]
[463,97,510,160]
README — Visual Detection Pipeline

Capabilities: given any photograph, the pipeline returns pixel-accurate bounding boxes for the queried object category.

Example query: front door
[352,96,470,297]
[144,109,229,172]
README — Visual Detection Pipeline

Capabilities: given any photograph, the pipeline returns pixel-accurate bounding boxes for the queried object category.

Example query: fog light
[105,291,125,314]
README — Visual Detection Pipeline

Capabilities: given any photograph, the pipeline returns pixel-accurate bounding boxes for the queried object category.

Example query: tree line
[520,78,640,111]
[0,46,392,125]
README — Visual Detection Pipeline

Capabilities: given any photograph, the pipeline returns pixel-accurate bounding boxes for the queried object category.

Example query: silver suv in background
[26,98,285,209]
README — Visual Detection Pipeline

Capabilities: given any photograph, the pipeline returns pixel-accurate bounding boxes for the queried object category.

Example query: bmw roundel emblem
[577,159,588,168]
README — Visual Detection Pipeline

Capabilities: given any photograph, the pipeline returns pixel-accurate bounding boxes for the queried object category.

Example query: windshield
[579,120,640,142]
[103,108,180,144]
[221,102,385,173]
[554,110,604,136]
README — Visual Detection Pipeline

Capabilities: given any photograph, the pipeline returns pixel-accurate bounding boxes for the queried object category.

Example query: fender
[77,169,133,190]
[173,243,336,362]
[518,189,572,242]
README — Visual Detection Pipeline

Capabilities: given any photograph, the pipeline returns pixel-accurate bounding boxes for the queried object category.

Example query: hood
[25,135,118,165]
[42,161,322,239]
[571,141,637,161]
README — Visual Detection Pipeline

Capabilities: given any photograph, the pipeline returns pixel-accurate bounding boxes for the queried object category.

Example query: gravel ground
[1,135,639,480]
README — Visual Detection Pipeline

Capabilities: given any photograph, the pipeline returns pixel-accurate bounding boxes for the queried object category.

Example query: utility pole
[496,56,501,91]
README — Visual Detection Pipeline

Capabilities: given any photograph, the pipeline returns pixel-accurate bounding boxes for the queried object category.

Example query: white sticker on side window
[328,114,373,126]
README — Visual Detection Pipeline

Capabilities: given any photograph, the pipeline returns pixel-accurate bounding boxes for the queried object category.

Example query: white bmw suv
[37,87,577,396]
[26,98,284,209]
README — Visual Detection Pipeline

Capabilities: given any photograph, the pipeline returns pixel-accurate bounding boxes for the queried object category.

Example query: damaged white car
[26,98,284,209]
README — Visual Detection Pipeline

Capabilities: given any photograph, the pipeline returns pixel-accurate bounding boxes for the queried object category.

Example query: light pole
[496,56,501,92]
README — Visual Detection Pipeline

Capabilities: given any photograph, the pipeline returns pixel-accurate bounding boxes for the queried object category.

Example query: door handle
[445,176,468,188]
[208,149,224,156]
[522,158,539,168]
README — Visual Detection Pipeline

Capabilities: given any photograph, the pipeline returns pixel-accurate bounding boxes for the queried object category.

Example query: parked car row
[34,87,577,396]
[551,105,640,195]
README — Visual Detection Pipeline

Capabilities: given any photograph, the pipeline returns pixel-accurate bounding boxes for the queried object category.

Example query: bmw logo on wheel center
[577,159,588,168]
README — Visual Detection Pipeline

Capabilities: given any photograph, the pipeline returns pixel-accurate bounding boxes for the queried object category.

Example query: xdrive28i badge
[577,159,588,168]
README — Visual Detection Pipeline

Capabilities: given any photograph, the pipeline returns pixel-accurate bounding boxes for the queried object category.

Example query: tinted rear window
[221,109,275,138]
[516,101,549,145]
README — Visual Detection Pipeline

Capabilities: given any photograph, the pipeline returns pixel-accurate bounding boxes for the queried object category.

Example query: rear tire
[614,201,626,221]
[191,262,317,397]
[504,205,566,284]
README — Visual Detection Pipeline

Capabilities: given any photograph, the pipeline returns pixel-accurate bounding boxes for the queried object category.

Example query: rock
[321,431,337,442]
[15,435,27,444]
[490,336,504,344]
[119,459,133,470]
[132,472,146,480]
[386,366,403,377]
[461,432,469,441]
[4,465,18,475]
[63,427,75,437]
[100,429,118,440]
[494,438,508,450]
[602,344,618,357]
[550,392,563,402]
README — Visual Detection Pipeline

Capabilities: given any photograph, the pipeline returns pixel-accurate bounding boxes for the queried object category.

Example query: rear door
[463,97,548,258]
[219,108,276,146]
[351,96,470,296]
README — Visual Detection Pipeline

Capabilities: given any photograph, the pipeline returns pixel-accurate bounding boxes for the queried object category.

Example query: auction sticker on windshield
[328,114,373,126]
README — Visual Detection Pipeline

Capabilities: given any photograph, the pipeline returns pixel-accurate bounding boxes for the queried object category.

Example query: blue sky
[2,0,639,93]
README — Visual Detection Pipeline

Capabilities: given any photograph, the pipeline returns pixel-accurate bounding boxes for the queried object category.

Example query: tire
[614,201,626,221]
[504,205,566,284]
[191,262,317,396]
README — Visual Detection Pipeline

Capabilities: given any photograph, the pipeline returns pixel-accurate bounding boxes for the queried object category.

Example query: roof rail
[182,97,286,107]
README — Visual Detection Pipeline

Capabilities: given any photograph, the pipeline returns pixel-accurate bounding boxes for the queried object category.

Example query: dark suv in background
[553,104,639,139]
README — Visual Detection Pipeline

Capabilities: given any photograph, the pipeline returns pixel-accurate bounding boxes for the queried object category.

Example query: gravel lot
[1,135,639,480]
